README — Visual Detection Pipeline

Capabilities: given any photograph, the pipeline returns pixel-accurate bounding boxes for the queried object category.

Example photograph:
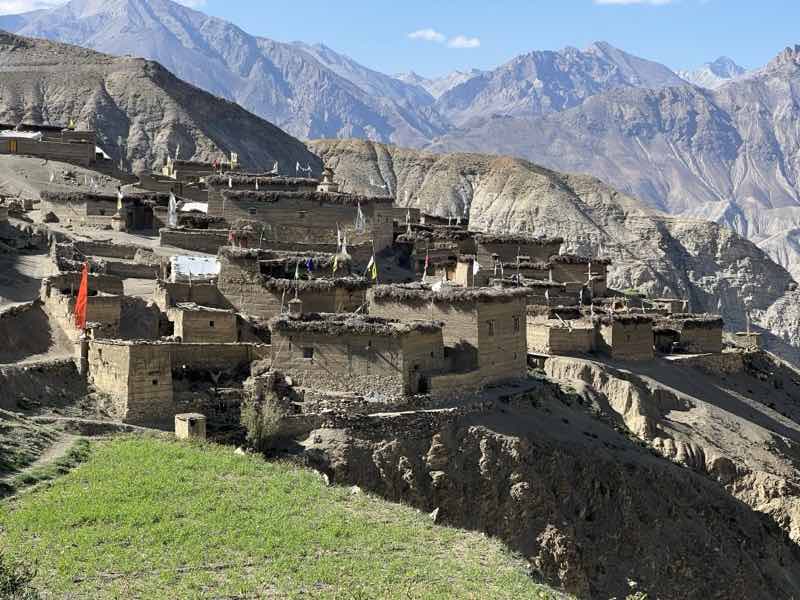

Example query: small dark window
[298,210,307,219]
[152,379,158,385]
[248,207,257,216]
[302,347,314,359]
[430,351,435,358]
[513,315,520,332]
[487,320,495,336]
[99,209,106,216]
[209,320,215,328]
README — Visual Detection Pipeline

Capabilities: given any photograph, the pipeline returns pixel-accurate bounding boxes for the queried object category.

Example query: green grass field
[0,437,565,599]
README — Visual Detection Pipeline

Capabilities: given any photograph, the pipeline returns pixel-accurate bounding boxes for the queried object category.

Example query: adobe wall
[0,359,82,410]
[0,137,94,166]
[159,228,229,254]
[270,330,407,402]
[217,253,365,319]
[108,261,161,280]
[88,340,264,426]
[476,299,528,381]
[476,239,562,264]
[74,241,138,260]
[173,309,238,343]
[207,192,395,252]
[599,322,654,361]
[666,352,745,375]
[528,321,595,355]
[400,330,446,394]
[42,272,124,297]
[154,281,228,311]
[43,291,121,340]
[368,299,480,370]
[551,262,590,284]
[679,327,723,354]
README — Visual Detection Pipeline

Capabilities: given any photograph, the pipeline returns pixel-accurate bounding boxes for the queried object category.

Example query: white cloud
[408,29,481,50]
[447,35,481,49]
[594,0,675,4]
[408,28,447,43]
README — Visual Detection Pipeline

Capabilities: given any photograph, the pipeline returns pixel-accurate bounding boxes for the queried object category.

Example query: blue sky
[6,0,800,78]
[192,0,799,77]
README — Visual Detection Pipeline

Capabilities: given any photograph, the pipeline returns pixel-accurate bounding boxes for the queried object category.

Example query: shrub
[0,550,39,600]
[240,396,288,452]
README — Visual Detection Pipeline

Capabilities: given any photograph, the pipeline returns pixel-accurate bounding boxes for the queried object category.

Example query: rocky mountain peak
[768,44,800,69]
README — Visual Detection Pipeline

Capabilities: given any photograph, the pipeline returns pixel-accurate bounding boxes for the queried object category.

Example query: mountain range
[3,0,800,280]
[0,30,318,173]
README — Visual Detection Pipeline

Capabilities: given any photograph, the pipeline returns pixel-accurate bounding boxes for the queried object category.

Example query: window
[99,209,106,216]
[248,207,257,216]
[297,210,308,219]
[209,320,215,328]
[152,379,158,386]
[513,315,520,333]
[302,347,314,359]
[487,320,495,337]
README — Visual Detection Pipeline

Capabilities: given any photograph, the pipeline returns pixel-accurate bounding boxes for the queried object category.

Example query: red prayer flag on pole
[74,262,89,331]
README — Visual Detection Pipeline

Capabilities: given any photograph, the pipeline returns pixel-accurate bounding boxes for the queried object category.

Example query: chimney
[288,297,303,319]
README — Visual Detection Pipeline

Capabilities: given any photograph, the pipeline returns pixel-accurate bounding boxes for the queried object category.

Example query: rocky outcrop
[0,31,319,173]
[545,353,800,544]
[310,139,800,360]
[302,380,800,599]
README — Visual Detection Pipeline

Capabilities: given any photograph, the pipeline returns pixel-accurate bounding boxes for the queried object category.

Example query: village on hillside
[0,122,765,441]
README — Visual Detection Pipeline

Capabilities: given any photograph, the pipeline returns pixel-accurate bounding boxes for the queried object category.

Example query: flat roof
[221,189,395,207]
[474,233,564,245]
[270,312,442,337]
[370,283,530,305]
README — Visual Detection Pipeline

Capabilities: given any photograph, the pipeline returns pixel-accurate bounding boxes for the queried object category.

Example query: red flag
[74,262,89,331]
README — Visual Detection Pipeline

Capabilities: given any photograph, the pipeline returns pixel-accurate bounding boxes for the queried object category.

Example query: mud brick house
[269,309,445,401]
[40,272,123,340]
[474,233,563,265]
[594,314,654,361]
[170,303,238,343]
[494,279,578,307]
[395,226,476,279]
[527,319,595,356]
[651,298,689,314]
[367,284,529,387]
[217,247,368,320]
[160,157,241,183]
[656,314,724,354]
[0,125,97,166]
[40,191,177,232]
[549,255,610,296]
[87,339,267,427]
[207,176,396,253]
